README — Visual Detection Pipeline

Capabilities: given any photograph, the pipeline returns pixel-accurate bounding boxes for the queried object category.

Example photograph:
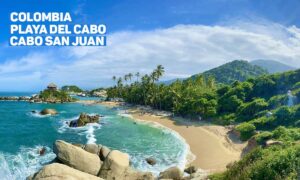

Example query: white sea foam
[58,114,101,144]
[27,111,51,118]
[0,146,55,180]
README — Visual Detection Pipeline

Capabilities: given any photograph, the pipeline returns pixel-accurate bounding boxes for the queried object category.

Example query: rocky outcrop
[159,166,183,180]
[27,163,103,180]
[265,140,283,147]
[53,140,102,176]
[69,113,100,127]
[0,96,31,101]
[184,166,197,174]
[242,137,258,156]
[40,108,58,115]
[29,140,204,180]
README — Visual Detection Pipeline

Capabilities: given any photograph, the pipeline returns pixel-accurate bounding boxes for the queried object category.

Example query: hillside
[61,85,83,93]
[189,60,268,84]
[251,59,296,73]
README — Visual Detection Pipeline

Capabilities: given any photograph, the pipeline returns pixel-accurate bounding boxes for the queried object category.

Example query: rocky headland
[28,140,205,180]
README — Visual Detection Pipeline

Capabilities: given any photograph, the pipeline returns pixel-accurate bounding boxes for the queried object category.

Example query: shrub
[255,131,273,144]
[236,122,256,141]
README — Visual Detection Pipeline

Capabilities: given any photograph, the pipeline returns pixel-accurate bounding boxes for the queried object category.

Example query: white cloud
[1,21,300,91]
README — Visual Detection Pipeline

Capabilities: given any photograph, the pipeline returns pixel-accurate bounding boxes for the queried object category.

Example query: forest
[106,61,300,179]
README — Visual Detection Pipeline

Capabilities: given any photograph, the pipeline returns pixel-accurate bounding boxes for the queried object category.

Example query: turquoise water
[0,93,188,179]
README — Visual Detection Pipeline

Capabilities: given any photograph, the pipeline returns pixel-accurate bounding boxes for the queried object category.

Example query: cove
[0,95,187,179]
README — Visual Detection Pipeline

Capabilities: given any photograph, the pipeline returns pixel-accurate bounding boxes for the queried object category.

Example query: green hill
[190,60,268,84]
[61,85,83,93]
[251,59,296,73]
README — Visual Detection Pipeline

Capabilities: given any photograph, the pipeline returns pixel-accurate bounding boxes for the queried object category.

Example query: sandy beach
[97,101,246,173]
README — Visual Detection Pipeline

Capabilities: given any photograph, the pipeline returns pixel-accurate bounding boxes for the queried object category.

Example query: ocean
[0,92,188,179]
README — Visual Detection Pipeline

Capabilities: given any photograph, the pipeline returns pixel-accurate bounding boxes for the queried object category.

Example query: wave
[0,146,55,180]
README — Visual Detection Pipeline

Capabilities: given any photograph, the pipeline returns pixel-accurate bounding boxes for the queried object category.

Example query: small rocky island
[28,140,203,180]
[0,83,76,103]
[69,113,100,127]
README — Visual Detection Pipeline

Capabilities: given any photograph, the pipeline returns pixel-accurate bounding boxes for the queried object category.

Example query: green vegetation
[107,65,217,118]
[107,62,300,179]
[39,89,76,103]
[190,60,268,84]
[61,85,83,93]
[235,123,256,141]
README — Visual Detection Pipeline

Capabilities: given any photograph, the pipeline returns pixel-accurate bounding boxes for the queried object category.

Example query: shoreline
[96,101,246,173]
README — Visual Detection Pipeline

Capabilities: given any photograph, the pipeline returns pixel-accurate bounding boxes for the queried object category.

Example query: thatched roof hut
[47,83,57,90]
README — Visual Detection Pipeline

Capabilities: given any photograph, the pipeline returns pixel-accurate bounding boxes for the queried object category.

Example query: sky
[1,0,300,91]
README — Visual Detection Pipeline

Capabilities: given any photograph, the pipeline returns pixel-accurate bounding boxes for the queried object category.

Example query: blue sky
[1,0,300,91]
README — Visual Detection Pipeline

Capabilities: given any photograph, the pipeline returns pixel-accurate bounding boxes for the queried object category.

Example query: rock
[84,144,101,155]
[265,140,283,147]
[39,147,46,156]
[242,137,258,156]
[99,145,111,161]
[184,166,197,174]
[158,166,183,180]
[146,157,156,165]
[53,140,101,176]
[123,168,154,180]
[40,109,57,115]
[99,150,130,180]
[27,163,103,180]
[69,113,100,127]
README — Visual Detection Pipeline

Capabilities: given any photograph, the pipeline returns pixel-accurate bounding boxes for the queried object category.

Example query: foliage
[61,85,83,93]
[209,144,300,180]
[235,122,256,141]
[190,60,268,84]
[107,65,218,118]
[39,89,75,102]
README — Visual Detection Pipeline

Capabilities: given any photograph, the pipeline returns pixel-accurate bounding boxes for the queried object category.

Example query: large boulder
[158,166,183,180]
[84,144,101,155]
[53,140,102,176]
[99,150,130,180]
[69,113,100,127]
[27,163,103,180]
[99,145,111,161]
[40,109,57,115]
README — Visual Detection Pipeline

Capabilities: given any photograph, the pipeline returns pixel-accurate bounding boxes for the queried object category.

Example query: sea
[0,92,189,179]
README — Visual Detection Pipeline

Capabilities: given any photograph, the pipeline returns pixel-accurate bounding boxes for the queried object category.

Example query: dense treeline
[107,65,218,118]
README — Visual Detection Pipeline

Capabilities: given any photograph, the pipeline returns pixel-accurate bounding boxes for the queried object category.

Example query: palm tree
[112,76,116,85]
[155,65,165,80]
[128,73,133,83]
[135,72,140,82]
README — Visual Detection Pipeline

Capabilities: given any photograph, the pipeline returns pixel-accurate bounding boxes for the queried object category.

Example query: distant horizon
[0,58,297,92]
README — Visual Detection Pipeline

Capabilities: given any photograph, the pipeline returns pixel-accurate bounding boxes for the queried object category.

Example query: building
[47,83,58,91]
